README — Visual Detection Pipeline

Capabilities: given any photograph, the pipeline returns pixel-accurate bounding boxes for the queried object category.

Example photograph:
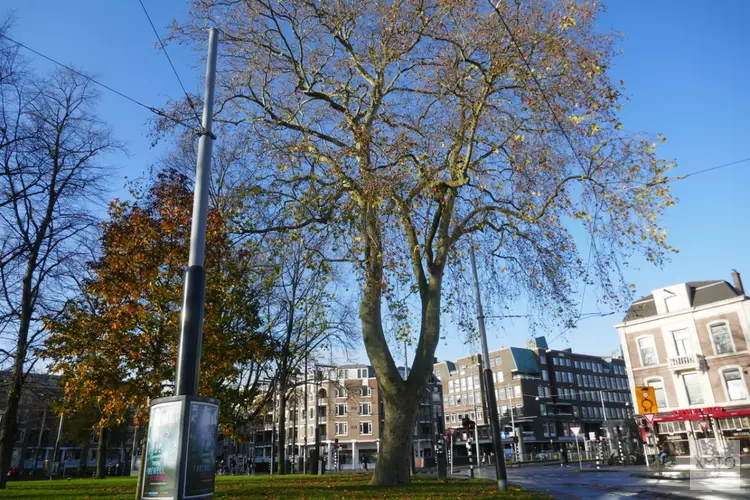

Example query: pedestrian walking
[561,447,569,467]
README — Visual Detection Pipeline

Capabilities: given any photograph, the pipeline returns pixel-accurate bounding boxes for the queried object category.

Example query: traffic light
[462,417,476,431]
[435,435,444,455]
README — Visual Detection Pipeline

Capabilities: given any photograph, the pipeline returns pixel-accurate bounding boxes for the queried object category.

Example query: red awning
[653,414,701,422]
[710,408,750,419]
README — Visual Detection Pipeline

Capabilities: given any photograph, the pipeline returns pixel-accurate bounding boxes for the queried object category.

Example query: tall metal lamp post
[139,28,221,500]
[469,247,508,491]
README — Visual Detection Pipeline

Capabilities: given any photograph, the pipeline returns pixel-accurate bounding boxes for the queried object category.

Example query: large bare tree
[0,43,118,485]
[171,0,675,485]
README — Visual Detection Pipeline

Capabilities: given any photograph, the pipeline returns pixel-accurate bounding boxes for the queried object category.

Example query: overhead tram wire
[488,0,589,174]
[488,1,750,346]
[0,33,194,131]
[488,0,604,333]
[136,0,204,130]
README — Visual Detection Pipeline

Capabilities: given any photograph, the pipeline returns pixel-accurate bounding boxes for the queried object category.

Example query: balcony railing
[668,353,706,372]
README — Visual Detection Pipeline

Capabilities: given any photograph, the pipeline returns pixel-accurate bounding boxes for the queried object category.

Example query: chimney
[731,269,744,295]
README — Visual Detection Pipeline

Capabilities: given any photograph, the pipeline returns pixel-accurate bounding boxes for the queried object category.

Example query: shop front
[648,405,750,464]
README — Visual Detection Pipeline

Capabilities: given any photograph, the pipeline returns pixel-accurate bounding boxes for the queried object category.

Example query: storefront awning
[711,408,750,419]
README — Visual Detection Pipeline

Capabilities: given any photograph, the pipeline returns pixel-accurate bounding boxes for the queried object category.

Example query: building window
[722,368,748,401]
[710,322,735,355]
[638,336,658,367]
[335,422,348,435]
[552,358,559,366]
[445,414,450,424]
[682,373,704,405]
[671,329,691,357]
[336,387,347,398]
[540,355,547,364]
[514,386,522,398]
[360,421,373,435]
[335,404,348,417]
[538,386,545,398]
[360,386,372,397]
[357,368,369,378]
[542,370,548,381]
[337,369,347,379]
[359,403,372,416]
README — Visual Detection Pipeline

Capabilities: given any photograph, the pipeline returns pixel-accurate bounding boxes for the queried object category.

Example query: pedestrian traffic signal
[635,386,659,415]
[462,417,476,431]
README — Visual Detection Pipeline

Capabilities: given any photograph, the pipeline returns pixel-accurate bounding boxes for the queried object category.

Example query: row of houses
[4,270,750,471]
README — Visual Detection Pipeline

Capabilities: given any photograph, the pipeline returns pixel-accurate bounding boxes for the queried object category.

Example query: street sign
[643,413,655,425]
[588,432,596,441]
[570,426,581,437]
[635,386,659,415]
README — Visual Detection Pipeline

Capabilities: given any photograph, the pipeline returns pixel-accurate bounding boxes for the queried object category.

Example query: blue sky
[6,1,750,365]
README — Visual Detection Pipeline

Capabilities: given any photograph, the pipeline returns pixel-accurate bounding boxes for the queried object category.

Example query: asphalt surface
[451,463,750,499]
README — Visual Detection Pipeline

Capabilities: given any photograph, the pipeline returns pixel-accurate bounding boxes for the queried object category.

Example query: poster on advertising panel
[184,401,219,498]
[142,401,182,499]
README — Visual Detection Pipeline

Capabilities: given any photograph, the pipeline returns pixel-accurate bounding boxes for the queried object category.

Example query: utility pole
[469,247,508,491]
[405,340,415,475]
[52,414,64,463]
[34,406,48,473]
[140,28,220,500]
[303,350,308,474]
[271,386,276,475]
[174,28,218,398]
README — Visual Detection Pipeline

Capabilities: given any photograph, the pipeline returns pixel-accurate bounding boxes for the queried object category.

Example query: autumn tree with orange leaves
[45,170,273,478]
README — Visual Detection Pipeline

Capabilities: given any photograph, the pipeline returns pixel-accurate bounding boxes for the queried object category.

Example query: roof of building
[509,347,540,374]
[623,280,743,322]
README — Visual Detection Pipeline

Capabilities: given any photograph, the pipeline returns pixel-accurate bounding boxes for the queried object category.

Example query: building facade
[0,372,132,475]
[434,337,633,460]
[617,272,750,461]
[249,364,444,471]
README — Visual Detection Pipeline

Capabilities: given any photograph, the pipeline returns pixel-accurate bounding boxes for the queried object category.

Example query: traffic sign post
[571,426,583,470]
[635,386,659,415]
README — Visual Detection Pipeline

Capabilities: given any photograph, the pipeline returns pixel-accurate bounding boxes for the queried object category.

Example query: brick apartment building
[0,372,131,475]
[433,336,633,460]
[616,271,750,461]
[248,364,444,471]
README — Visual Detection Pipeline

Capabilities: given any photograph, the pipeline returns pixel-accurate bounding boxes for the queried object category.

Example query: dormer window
[664,294,679,312]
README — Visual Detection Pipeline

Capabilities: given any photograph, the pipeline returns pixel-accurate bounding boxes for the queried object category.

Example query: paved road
[451,463,749,499]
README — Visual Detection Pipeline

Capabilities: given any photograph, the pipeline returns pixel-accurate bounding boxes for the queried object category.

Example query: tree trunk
[277,383,287,475]
[359,203,445,486]
[372,390,419,486]
[79,442,90,477]
[95,427,108,479]
[0,258,35,489]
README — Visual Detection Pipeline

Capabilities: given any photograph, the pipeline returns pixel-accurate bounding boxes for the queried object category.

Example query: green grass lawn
[0,474,551,499]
